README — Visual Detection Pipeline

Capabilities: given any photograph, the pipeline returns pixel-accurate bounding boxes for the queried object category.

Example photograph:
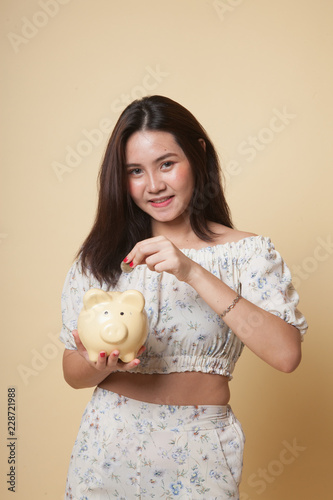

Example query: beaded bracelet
[220,293,242,317]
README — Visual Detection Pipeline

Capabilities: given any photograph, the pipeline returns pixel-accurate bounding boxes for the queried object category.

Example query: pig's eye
[104,311,109,315]
[120,312,124,315]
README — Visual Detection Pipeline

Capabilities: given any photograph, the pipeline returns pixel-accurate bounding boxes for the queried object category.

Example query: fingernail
[113,350,119,357]
[100,352,106,358]
[134,360,140,366]
[129,262,134,268]
[123,257,128,263]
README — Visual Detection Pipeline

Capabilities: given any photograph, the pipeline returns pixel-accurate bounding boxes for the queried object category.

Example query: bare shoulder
[209,223,257,245]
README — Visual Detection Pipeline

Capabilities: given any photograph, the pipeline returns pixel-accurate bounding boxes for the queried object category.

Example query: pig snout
[100,322,128,344]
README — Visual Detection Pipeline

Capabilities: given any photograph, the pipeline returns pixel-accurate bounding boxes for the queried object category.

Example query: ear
[198,138,206,152]
[118,290,145,311]
[83,288,112,309]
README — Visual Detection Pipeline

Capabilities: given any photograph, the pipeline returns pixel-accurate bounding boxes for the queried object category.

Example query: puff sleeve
[239,237,308,339]
[59,260,90,350]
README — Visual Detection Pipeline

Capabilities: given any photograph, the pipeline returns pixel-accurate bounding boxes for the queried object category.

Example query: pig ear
[119,290,145,311]
[83,288,111,309]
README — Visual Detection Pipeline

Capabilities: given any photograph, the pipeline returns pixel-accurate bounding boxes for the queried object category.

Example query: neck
[151,216,198,248]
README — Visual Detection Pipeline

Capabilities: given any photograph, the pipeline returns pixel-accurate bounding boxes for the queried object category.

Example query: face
[125,130,195,226]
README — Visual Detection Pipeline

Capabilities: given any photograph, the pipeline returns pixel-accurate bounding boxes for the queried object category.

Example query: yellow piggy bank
[78,288,148,363]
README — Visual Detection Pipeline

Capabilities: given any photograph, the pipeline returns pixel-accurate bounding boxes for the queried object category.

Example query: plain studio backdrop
[1,1,332,498]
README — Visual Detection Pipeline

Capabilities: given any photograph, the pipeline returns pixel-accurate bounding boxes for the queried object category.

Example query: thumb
[72,330,85,350]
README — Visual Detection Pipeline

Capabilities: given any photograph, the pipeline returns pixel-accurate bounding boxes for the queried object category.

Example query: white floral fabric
[64,388,245,499]
[60,236,308,380]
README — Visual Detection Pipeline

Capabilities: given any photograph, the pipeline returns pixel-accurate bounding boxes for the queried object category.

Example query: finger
[131,242,166,268]
[117,358,141,371]
[137,345,146,356]
[72,330,86,351]
[94,351,109,369]
[105,350,120,368]
[105,352,140,371]
[122,241,142,267]
[145,252,167,271]
[123,236,169,267]
[93,349,120,371]
[107,348,143,371]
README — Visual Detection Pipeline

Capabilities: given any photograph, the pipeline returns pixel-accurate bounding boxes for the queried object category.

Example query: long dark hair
[78,95,233,286]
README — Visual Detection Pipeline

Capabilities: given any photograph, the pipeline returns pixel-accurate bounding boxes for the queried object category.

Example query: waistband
[90,387,236,432]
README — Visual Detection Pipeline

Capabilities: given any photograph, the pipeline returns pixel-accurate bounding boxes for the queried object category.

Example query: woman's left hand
[124,235,196,282]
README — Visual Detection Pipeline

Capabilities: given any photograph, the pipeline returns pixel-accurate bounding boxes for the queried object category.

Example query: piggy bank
[77,288,148,363]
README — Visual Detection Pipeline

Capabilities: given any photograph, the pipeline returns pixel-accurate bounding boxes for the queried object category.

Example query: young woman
[60,95,308,499]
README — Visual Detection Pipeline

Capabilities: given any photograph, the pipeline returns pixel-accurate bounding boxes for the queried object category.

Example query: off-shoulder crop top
[59,236,308,379]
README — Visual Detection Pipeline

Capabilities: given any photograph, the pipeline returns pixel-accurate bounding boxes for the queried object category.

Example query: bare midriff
[98,371,230,406]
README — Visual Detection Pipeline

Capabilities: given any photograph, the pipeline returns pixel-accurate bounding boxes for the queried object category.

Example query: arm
[63,330,144,389]
[125,236,302,373]
[186,261,302,373]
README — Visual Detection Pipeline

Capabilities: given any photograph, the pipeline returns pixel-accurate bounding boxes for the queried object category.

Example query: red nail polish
[100,352,106,358]
[123,257,128,263]
[129,262,134,268]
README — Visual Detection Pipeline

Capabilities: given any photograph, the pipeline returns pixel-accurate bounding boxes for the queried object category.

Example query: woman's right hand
[62,331,146,389]
[72,329,145,372]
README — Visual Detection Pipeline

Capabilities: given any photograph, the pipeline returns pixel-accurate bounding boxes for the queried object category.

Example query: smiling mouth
[149,196,174,206]
[150,196,172,203]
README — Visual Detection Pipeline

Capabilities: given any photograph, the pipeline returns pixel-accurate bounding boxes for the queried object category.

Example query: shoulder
[63,258,99,291]
[209,223,257,245]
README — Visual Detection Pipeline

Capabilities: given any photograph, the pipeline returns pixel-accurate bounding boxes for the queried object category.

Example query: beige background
[1,0,332,498]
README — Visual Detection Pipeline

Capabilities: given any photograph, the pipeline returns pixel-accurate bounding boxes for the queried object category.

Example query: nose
[100,323,128,344]
[146,171,166,194]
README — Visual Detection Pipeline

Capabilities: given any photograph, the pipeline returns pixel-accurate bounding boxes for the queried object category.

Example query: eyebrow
[125,152,179,168]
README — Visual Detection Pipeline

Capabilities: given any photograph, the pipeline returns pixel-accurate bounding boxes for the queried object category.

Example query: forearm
[186,262,302,372]
[62,349,113,389]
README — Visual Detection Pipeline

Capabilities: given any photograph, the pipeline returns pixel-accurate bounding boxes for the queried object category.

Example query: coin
[120,261,134,273]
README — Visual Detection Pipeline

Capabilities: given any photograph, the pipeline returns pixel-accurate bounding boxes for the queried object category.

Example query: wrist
[185,260,204,287]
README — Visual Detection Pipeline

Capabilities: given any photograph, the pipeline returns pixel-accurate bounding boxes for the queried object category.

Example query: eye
[104,311,109,315]
[128,168,142,176]
[120,312,124,316]
[161,161,174,169]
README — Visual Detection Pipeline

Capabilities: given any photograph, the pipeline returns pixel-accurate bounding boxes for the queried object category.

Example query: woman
[60,95,308,499]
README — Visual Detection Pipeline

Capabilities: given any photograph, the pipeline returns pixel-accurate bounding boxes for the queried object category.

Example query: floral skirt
[64,387,245,499]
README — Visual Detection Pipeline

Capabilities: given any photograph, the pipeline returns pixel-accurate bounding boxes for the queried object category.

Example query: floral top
[59,236,308,379]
